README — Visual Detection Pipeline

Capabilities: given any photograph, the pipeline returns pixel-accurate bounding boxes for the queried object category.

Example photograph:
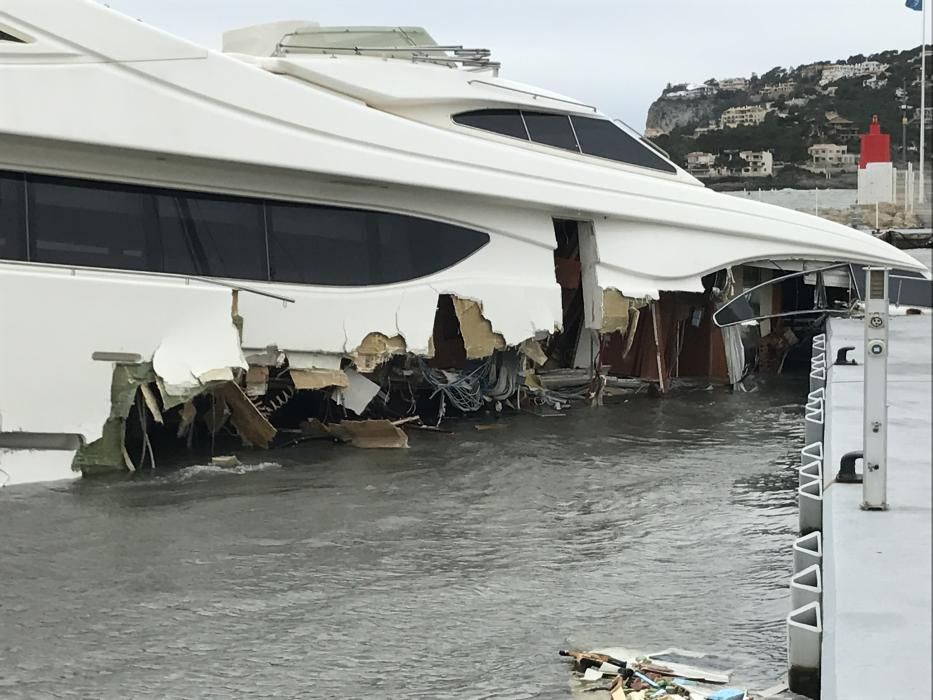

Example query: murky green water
[0,382,804,699]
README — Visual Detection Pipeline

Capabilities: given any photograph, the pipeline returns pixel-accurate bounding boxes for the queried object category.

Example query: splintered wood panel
[213,382,276,448]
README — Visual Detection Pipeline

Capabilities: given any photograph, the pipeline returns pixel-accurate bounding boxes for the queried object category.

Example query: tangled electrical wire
[418,349,595,418]
[417,357,491,413]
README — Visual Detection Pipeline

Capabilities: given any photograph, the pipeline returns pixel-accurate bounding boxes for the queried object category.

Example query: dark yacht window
[522,112,579,151]
[452,108,677,173]
[571,116,676,173]
[453,109,528,140]
[27,176,153,271]
[154,193,267,280]
[0,30,26,43]
[372,210,490,284]
[268,203,489,286]
[0,171,27,261]
[10,170,489,286]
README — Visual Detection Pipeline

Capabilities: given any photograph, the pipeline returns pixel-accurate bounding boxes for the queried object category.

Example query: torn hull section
[0,210,884,486]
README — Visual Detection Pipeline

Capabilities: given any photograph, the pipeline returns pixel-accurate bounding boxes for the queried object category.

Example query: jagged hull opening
[549,219,586,369]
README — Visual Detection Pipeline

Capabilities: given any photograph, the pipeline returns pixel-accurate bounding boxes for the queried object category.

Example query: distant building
[737,150,774,177]
[665,83,718,99]
[643,127,666,139]
[720,105,770,128]
[697,150,773,178]
[686,151,716,177]
[819,61,887,86]
[692,119,720,138]
[808,144,857,171]
[760,81,797,99]
[863,75,888,89]
[824,112,858,142]
[718,77,749,92]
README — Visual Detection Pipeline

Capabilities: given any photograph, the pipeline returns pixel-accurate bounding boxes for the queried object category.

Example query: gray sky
[104,0,926,129]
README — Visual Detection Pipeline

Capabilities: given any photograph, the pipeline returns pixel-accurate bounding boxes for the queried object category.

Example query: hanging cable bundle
[417,358,490,413]
[481,351,520,401]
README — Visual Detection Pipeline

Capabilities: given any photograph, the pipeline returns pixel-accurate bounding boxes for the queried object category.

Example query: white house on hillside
[819,61,888,86]
[719,77,749,91]
[720,105,771,128]
[686,151,716,177]
[761,81,797,99]
[863,75,888,89]
[738,150,773,177]
[666,83,718,99]
[685,150,772,178]
[808,144,858,172]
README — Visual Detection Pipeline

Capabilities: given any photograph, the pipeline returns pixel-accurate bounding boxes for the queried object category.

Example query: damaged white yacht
[0,0,925,486]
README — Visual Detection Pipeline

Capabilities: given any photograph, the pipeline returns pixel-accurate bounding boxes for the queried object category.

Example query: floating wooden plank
[324,420,408,448]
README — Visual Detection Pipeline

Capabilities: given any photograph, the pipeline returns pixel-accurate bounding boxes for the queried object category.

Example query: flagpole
[920,0,927,203]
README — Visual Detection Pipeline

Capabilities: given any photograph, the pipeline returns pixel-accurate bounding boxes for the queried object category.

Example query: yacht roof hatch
[223,23,500,74]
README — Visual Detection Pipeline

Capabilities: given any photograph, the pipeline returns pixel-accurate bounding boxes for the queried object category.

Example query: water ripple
[0,378,806,698]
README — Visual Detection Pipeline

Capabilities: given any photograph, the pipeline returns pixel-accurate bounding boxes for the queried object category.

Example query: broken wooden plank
[298,418,331,439]
[601,289,632,334]
[351,333,407,373]
[324,420,409,448]
[518,338,548,366]
[651,300,670,394]
[213,382,276,448]
[289,368,349,390]
[138,383,164,425]
[177,400,197,441]
[451,296,506,359]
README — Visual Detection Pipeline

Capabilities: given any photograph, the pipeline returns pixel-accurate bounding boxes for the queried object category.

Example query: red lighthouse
[858,115,891,168]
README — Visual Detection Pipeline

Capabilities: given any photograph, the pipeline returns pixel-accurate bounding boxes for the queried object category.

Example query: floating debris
[559,646,763,700]
[210,455,240,468]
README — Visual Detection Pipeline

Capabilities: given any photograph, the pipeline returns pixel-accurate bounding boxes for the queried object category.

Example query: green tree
[761,66,785,83]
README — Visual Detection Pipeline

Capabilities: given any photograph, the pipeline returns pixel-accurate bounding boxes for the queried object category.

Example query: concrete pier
[821,316,932,699]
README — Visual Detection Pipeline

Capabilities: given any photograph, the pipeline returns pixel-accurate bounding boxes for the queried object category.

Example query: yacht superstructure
[0,1,925,486]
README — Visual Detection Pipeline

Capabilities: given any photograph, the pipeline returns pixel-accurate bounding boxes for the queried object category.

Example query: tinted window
[0,171,26,261]
[269,204,375,285]
[453,109,528,140]
[154,193,267,280]
[373,210,490,284]
[269,203,489,286]
[522,112,579,151]
[28,177,153,271]
[0,30,26,43]
[12,171,487,286]
[571,116,676,173]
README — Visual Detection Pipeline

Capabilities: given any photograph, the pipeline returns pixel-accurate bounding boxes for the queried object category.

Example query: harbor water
[0,381,804,699]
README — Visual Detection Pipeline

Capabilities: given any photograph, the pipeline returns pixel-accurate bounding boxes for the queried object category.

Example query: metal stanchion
[862,268,889,510]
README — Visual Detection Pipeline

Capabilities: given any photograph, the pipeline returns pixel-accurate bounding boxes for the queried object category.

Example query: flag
[905,0,922,11]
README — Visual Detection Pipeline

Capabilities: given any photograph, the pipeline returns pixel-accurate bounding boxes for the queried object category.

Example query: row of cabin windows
[0,171,489,286]
[453,110,676,174]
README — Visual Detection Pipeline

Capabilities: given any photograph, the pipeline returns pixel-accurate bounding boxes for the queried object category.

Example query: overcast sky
[103,0,926,129]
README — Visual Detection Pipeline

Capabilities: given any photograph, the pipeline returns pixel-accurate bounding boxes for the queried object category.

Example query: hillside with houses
[645,46,931,190]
